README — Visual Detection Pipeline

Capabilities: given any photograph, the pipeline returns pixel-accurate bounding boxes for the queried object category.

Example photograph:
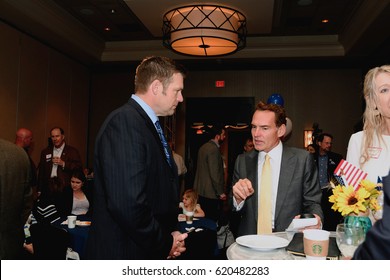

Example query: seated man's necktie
[258,154,272,234]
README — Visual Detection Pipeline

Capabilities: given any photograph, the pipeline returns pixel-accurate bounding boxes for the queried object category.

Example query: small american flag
[333,159,367,189]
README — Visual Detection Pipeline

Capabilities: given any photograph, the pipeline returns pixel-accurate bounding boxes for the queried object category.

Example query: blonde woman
[346,65,390,183]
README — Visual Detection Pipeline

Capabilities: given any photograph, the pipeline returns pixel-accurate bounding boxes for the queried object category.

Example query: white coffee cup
[67,215,77,229]
[185,211,194,224]
[303,229,330,260]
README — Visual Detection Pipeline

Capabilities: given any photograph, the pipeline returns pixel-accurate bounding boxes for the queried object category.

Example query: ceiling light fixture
[162,5,247,57]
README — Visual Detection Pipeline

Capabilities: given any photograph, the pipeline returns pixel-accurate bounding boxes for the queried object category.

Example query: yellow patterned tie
[258,154,272,234]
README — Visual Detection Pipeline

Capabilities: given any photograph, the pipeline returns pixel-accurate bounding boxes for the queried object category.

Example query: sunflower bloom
[335,185,370,216]
[360,179,376,192]
[329,179,380,216]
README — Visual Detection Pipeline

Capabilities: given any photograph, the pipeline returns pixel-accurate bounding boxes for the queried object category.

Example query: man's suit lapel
[275,147,296,220]
[128,98,176,173]
[246,151,259,223]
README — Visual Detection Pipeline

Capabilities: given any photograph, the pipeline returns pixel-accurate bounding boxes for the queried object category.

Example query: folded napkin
[286,218,318,232]
[286,232,340,260]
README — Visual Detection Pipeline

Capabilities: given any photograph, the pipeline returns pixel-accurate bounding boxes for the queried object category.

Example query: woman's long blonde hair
[360,65,390,167]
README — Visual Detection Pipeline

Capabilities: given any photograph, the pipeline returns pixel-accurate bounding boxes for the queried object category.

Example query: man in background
[313,132,343,231]
[0,138,32,259]
[169,140,187,195]
[193,125,227,221]
[37,127,82,194]
[243,138,254,153]
[15,128,38,201]
[168,141,187,177]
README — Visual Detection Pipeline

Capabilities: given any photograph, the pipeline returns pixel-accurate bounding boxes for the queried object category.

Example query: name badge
[368,147,381,159]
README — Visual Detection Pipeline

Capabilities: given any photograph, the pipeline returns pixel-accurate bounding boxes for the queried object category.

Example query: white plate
[236,235,289,251]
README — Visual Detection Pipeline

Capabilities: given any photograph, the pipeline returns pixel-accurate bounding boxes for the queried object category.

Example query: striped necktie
[258,154,272,234]
[155,120,172,167]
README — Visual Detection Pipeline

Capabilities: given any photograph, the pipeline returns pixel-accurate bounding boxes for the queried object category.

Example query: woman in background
[306,143,316,154]
[69,169,93,216]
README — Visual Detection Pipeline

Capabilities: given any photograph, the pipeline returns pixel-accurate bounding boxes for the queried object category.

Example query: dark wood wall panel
[18,34,49,156]
[0,21,90,167]
[0,23,19,139]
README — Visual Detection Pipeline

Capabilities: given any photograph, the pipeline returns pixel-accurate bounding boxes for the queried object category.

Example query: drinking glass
[335,223,365,259]
[373,192,384,221]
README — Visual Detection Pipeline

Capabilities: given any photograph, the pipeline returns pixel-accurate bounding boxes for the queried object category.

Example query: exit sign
[215,80,225,88]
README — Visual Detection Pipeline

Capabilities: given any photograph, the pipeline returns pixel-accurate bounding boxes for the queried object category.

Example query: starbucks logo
[312,244,323,255]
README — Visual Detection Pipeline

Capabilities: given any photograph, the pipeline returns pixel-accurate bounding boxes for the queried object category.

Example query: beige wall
[0,21,365,170]
[0,22,90,167]
[89,67,364,163]
[183,69,364,156]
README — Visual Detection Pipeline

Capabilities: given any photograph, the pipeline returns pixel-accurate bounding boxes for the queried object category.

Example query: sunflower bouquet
[329,179,381,216]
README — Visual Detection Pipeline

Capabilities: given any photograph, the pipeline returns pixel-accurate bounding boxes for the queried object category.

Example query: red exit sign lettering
[215,80,225,88]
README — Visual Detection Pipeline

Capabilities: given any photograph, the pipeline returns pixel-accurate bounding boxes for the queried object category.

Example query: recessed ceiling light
[321,19,329,23]
[104,27,111,31]
[110,9,116,14]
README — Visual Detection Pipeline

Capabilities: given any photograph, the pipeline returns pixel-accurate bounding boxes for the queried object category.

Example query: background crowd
[1,61,389,260]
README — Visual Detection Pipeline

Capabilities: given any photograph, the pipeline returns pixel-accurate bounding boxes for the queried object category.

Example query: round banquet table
[177,217,217,233]
[227,232,298,260]
[177,217,218,259]
[58,215,91,259]
[227,231,338,260]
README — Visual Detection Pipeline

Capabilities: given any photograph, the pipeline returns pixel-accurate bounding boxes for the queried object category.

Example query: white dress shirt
[234,141,283,229]
[50,142,65,178]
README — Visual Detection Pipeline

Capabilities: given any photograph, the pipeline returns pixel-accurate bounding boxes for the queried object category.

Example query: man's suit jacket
[313,151,344,231]
[193,140,224,199]
[0,139,32,259]
[232,146,323,236]
[353,171,390,260]
[37,144,82,192]
[313,151,343,182]
[86,98,180,260]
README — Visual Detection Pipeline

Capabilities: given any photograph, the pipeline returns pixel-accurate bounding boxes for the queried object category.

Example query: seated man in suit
[231,101,323,236]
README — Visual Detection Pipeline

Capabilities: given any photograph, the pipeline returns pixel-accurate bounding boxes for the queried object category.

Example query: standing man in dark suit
[313,133,343,231]
[232,102,323,236]
[86,56,188,260]
[37,127,82,194]
[353,170,390,259]
[193,125,227,222]
[0,139,32,259]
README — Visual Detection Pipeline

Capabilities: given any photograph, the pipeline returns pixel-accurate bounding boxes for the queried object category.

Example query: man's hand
[232,178,254,205]
[168,231,188,259]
